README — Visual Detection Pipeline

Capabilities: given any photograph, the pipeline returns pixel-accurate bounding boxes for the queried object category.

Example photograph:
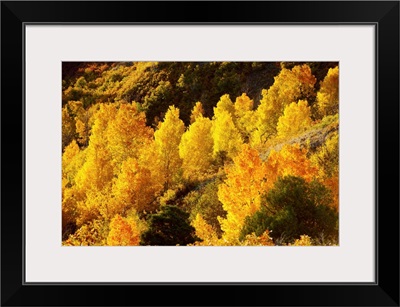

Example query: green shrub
[240,176,338,245]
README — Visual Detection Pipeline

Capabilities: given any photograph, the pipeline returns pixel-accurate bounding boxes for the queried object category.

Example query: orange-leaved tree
[107,213,143,246]
[265,143,319,190]
[217,144,269,244]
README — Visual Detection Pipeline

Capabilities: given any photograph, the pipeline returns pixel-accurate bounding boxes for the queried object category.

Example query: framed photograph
[1,1,399,306]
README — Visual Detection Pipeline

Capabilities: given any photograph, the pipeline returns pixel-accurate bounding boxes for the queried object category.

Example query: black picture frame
[1,1,399,306]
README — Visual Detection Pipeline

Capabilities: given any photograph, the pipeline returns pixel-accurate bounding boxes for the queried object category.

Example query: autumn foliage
[62,62,339,246]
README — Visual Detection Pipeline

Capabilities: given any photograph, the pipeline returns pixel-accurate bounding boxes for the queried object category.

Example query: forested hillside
[62,61,339,246]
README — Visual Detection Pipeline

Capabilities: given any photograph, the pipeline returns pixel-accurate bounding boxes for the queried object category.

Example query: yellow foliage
[179,116,214,180]
[191,214,219,246]
[311,132,339,178]
[62,140,85,184]
[62,63,338,246]
[253,64,316,144]
[190,101,205,124]
[234,93,256,141]
[234,93,254,115]
[90,103,118,143]
[63,219,108,246]
[317,66,339,117]
[115,62,158,100]
[62,183,80,231]
[159,189,177,206]
[73,103,117,192]
[240,230,274,246]
[74,143,114,193]
[266,143,319,189]
[105,102,153,173]
[107,214,142,246]
[112,158,162,216]
[137,141,165,193]
[292,235,312,246]
[212,110,243,160]
[310,132,339,211]
[276,100,312,138]
[213,94,235,119]
[154,105,185,189]
[76,185,111,226]
[74,102,97,147]
[217,144,269,244]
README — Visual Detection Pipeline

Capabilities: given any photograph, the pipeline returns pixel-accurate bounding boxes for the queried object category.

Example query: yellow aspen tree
[190,101,205,124]
[137,140,165,194]
[74,139,114,194]
[253,64,316,144]
[67,101,91,147]
[75,119,87,146]
[111,157,162,216]
[154,105,185,189]
[74,103,117,191]
[191,214,219,246]
[233,93,256,141]
[73,103,117,225]
[76,186,112,226]
[213,94,235,119]
[74,104,98,148]
[62,140,87,231]
[105,102,153,173]
[62,140,85,184]
[107,214,142,246]
[276,100,312,138]
[179,116,214,181]
[217,144,269,244]
[317,66,339,117]
[212,110,243,161]
[234,93,254,116]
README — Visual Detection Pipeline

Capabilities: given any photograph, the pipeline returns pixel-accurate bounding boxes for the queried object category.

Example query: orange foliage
[217,144,269,244]
[265,143,319,189]
[241,230,274,246]
[107,214,141,246]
